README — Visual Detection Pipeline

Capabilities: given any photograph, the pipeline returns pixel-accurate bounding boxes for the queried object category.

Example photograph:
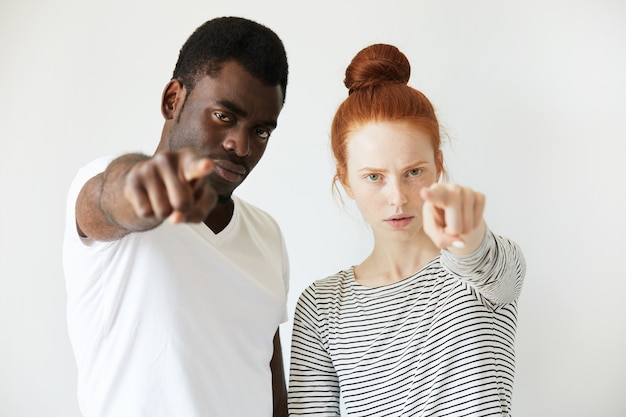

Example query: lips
[212,160,248,183]
[385,215,414,229]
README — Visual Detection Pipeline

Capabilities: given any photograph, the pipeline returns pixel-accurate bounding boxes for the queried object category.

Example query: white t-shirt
[63,157,289,417]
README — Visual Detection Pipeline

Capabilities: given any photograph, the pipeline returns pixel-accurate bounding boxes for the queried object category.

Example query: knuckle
[152,151,171,164]
[136,204,156,218]
[151,152,176,171]
[152,204,173,219]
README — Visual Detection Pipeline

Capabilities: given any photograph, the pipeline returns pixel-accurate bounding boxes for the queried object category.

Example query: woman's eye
[366,174,381,182]
[408,168,422,177]
[255,129,271,140]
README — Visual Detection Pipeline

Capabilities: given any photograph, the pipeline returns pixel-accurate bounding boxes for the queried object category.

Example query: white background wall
[1,0,625,415]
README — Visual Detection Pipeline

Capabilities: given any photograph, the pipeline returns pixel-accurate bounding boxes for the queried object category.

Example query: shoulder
[68,156,114,192]
[317,269,352,288]
[299,269,353,301]
[233,196,281,230]
[65,156,117,238]
[294,270,351,319]
[75,155,115,180]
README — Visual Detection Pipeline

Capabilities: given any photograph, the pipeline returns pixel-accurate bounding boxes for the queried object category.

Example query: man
[63,17,289,417]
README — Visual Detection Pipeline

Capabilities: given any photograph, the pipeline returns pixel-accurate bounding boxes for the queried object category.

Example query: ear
[335,171,354,199]
[161,79,184,120]
[342,179,354,199]
[435,150,444,181]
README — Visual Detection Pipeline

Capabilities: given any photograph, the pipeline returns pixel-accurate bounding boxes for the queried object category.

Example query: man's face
[163,61,284,199]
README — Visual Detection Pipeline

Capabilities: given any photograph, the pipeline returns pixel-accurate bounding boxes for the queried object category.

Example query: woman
[288,44,525,416]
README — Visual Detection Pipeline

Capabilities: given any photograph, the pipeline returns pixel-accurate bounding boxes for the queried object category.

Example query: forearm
[446,219,487,255]
[271,330,288,417]
[441,228,525,305]
[76,153,151,241]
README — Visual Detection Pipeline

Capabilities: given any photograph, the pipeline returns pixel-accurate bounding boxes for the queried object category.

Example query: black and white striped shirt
[288,230,525,416]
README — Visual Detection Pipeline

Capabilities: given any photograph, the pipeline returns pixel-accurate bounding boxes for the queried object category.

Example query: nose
[223,129,251,157]
[387,180,408,207]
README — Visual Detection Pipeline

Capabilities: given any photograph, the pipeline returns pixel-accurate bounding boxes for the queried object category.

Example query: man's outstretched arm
[76,149,215,241]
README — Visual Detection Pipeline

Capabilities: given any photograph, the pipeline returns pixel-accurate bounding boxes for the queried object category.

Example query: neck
[354,232,439,287]
[204,197,234,234]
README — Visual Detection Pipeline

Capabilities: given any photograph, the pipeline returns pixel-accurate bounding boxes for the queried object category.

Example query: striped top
[288,230,525,416]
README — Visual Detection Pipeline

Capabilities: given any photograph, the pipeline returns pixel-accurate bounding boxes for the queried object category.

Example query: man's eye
[215,112,231,122]
[255,129,271,140]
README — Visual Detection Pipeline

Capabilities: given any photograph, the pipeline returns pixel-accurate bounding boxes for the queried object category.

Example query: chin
[208,176,238,198]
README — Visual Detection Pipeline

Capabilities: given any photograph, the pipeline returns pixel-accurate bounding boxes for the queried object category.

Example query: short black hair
[173,17,289,102]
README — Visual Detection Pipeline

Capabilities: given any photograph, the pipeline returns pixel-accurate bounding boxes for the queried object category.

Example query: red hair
[331,44,444,192]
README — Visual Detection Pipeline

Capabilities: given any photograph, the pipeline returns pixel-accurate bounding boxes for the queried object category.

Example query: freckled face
[163,61,283,198]
[343,120,441,238]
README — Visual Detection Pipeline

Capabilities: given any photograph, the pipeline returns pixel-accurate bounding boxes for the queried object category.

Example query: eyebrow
[217,100,278,129]
[357,166,386,174]
[356,161,429,174]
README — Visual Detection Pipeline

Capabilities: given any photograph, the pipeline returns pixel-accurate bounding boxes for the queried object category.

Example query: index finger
[420,184,451,207]
[421,184,464,235]
[180,153,213,182]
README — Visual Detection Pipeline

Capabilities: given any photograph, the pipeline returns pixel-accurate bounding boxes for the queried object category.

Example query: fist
[124,149,218,225]
[420,183,486,249]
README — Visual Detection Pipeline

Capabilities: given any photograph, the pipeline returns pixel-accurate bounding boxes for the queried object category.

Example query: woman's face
[343,120,441,240]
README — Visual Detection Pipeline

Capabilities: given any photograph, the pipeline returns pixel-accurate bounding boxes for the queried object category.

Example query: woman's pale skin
[342,120,486,288]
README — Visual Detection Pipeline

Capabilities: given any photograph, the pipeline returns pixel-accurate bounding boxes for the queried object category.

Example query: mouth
[211,159,248,183]
[384,215,414,229]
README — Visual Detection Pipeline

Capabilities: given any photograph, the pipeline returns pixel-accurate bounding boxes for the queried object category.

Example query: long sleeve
[440,228,526,306]
[288,284,341,416]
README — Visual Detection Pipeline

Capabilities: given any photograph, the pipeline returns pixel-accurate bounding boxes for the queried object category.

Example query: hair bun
[344,44,411,93]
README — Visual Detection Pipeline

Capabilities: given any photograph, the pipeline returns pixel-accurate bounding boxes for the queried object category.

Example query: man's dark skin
[76,60,287,415]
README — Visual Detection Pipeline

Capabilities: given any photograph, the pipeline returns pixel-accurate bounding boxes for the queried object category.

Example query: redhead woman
[288,44,525,417]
